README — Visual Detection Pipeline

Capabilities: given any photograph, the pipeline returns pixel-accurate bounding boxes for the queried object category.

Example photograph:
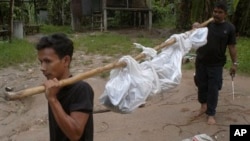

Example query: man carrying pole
[36,33,94,141]
[194,1,238,125]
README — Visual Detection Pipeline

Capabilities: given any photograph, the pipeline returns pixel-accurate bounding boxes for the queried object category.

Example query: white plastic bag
[140,61,161,95]
[150,33,191,93]
[189,27,208,49]
[99,56,153,113]
[150,28,208,93]
[182,134,214,141]
[192,134,214,141]
[133,42,157,60]
[100,28,208,113]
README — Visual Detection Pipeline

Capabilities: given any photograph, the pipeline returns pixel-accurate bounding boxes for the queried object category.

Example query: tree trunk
[62,1,65,25]
[191,0,214,23]
[9,0,14,43]
[70,0,82,31]
[175,0,192,30]
[233,0,250,36]
[34,0,38,24]
[176,0,249,35]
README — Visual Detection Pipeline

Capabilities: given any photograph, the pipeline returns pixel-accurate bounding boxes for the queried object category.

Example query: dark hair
[214,1,228,13]
[36,33,74,60]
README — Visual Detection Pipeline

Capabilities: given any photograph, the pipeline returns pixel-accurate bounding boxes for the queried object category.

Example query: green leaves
[227,0,240,15]
[225,37,250,75]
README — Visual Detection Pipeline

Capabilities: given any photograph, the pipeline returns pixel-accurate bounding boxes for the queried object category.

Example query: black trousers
[194,63,223,116]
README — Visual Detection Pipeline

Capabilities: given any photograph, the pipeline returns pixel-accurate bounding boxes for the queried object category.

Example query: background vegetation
[0,29,249,75]
[0,0,249,75]
[1,0,249,36]
[0,39,36,68]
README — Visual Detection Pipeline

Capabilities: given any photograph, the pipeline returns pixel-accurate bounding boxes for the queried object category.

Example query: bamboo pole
[4,18,214,101]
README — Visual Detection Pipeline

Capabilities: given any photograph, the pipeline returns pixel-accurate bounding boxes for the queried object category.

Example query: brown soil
[0,30,250,141]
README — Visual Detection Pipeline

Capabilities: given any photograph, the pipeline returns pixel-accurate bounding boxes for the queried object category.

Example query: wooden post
[70,0,82,32]
[34,0,38,24]
[133,12,136,27]
[9,0,14,43]
[148,0,152,30]
[103,0,107,31]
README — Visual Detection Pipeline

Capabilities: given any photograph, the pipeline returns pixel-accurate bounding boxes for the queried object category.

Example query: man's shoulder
[75,81,93,90]
[209,21,235,27]
[225,21,235,29]
[73,81,94,95]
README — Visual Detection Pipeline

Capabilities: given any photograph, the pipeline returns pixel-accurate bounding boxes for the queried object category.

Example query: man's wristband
[233,62,239,66]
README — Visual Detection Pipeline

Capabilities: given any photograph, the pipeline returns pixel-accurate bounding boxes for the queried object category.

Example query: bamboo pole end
[4,91,18,101]
[4,85,45,101]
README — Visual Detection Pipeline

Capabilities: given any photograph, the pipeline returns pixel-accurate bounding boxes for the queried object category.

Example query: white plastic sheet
[182,134,214,141]
[152,27,208,92]
[133,43,157,60]
[99,56,153,113]
[100,28,208,113]
[190,27,208,49]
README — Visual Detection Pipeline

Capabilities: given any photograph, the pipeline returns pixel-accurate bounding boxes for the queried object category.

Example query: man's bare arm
[49,99,89,141]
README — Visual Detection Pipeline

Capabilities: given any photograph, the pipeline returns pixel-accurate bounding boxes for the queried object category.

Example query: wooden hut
[103,0,152,31]
[79,0,152,31]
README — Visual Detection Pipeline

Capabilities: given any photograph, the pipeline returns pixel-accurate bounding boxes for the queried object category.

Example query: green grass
[73,32,161,57]
[183,37,250,76]
[74,32,133,56]
[153,14,176,29]
[0,39,36,68]
[225,37,250,75]
[1,31,250,77]
[40,24,74,34]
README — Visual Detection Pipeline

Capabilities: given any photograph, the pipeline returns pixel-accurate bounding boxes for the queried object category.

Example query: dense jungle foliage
[0,0,249,36]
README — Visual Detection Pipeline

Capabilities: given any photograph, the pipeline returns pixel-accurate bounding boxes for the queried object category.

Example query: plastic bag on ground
[182,134,214,141]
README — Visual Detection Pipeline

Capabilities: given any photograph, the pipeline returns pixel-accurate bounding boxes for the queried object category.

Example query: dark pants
[194,63,223,116]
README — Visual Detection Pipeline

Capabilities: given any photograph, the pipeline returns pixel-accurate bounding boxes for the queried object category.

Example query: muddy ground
[0,30,250,141]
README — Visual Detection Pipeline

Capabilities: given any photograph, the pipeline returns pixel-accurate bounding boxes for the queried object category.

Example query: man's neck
[59,71,71,80]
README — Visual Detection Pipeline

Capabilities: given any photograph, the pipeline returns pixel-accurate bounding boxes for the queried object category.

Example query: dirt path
[0,32,250,141]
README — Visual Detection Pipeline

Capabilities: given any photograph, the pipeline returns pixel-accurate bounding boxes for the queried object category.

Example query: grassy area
[0,29,250,77]
[40,24,74,34]
[225,37,250,75]
[74,32,134,56]
[0,39,36,68]
[153,14,176,29]
[73,32,162,56]
[0,31,162,68]
[183,37,250,76]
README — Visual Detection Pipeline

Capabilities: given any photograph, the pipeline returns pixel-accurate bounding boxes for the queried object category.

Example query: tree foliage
[152,0,171,23]
[176,0,249,36]
[47,0,71,25]
[175,0,192,30]
[0,2,9,24]
[190,0,214,23]
[0,0,249,36]
[232,0,250,36]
